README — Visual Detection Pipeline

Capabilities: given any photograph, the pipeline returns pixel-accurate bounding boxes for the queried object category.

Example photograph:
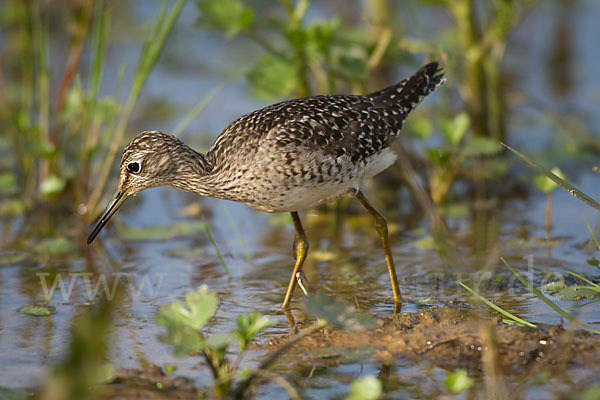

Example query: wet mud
[268,305,600,374]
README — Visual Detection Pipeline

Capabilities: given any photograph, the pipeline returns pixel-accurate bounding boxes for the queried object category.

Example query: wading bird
[87,62,445,308]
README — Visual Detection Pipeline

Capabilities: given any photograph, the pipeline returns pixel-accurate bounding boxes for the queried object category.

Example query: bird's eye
[127,162,140,173]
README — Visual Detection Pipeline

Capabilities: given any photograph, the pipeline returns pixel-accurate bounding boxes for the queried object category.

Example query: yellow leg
[356,191,402,305]
[282,211,309,309]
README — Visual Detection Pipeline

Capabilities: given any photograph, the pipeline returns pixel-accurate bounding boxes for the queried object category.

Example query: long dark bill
[87,191,127,244]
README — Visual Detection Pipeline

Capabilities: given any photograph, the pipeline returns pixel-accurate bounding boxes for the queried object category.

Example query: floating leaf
[415,297,437,307]
[412,235,435,249]
[305,293,377,330]
[555,286,599,301]
[445,369,474,394]
[311,250,338,262]
[34,237,76,256]
[18,305,56,316]
[539,280,567,293]
[118,221,206,241]
[502,257,600,334]
[346,375,382,400]
[167,247,204,259]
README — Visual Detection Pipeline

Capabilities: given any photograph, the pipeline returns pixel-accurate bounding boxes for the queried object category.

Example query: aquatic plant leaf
[445,369,474,394]
[441,112,469,146]
[156,285,218,331]
[34,237,77,256]
[502,143,600,212]
[18,305,56,316]
[167,247,204,259]
[539,281,567,293]
[205,333,232,350]
[158,325,205,356]
[305,293,377,330]
[555,286,599,301]
[346,375,382,400]
[534,168,565,193]
[459,282,536,328]
[234,311,274,351]
[118,221,207,241]
[415,297,437,307]
[197,0,254,38]
[502,257,600,334]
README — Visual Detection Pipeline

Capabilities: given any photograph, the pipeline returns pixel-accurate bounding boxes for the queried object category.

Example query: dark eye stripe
[127,162,140,173]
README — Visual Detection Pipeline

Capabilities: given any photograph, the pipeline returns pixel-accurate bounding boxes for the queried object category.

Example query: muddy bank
[268,305,600,373]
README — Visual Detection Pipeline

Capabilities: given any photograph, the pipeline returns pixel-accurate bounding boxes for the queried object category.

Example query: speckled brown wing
[207,62,445,172]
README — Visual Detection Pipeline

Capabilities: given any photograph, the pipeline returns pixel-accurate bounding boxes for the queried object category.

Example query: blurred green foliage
[156,285,274,396]
[0,0,184,226]
[194,0,533,206]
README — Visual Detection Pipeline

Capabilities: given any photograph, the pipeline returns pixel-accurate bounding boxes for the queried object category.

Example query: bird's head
[87,130,202,244]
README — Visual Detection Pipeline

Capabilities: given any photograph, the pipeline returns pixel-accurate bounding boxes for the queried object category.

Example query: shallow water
[1,0,600,398]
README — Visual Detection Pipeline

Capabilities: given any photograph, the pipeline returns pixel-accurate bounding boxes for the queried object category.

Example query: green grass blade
[501,143,600,212]
[568,285,600,293]
[583,215,600,251]
[501,257,600,334]
[566,270,600,290]
[458,282,536,328]
[201,214,231,278]
[88,1,110,104]
[87,0,186,214]
[574,298,600,308]
[221,203,253,264]
[173,82,224,137]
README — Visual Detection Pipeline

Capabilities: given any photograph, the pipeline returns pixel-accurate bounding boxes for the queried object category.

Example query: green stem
[86,0,185,216]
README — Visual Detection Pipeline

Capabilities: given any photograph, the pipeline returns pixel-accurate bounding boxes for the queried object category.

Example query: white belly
[253,148,398,212]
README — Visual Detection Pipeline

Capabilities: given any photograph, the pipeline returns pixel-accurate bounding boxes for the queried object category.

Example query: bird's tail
[368,62,445,115]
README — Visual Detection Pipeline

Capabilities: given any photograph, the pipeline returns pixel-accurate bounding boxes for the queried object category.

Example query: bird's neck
[168,145,230,199]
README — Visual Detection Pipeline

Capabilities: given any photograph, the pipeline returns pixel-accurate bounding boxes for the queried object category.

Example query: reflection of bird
[88,62,445,309]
